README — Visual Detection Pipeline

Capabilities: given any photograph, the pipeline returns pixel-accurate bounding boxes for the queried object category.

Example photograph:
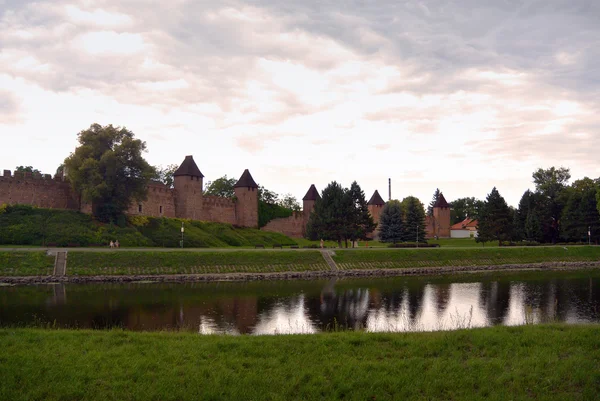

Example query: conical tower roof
[367,190,386,206]
[174,155,204,177]
[302,184,320,201]
[234,169,258,188]
[434,193,449,208]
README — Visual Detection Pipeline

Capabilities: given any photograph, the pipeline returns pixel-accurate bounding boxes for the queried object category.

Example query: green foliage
[476,187,513,245]
[427,188,440,216]
[560,178,600,242]
[305,181,351,246]
[204,175,237,198]
[0,206,295,248]
[0,252,54,276]
[258,201,293,228]
[153,164,178,188]
[345,181,376,242]
[401,196,427,242]
[450,197,484,224]
[15,166,41,174]
[531,166,571,243]
[278,193,301,212]
[63,123,155,223]
[378,200,404,243]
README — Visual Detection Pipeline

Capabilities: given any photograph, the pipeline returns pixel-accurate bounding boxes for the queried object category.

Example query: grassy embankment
[1,325,598,400]
[0,205,296,248]
[2,246,600,276]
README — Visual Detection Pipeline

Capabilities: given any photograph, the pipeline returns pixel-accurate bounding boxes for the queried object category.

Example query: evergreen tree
[345,181,376,244]
[532,167,571,243]
[305,181,350,247]
[427,188,440,216]
[378,200,404,243]
[476,187,513,246]
[561,178,600,242]
[402,196,427,242]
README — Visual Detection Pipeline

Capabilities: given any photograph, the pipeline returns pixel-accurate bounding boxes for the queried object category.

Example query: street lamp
[181,222,184,249]
[589,226,591,246]
[416,224,419,248]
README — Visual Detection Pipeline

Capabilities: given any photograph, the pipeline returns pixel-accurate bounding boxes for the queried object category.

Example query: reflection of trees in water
[434,284,451,317]
[405,284,426,323]
[303,283,371,330]
[478,281,511,325]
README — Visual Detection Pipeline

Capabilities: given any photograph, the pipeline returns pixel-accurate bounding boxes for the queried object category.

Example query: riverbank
[1,247,600,282]
[1,324,598,400]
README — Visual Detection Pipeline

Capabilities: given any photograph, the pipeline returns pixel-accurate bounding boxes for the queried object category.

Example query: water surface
[1,271,599,334]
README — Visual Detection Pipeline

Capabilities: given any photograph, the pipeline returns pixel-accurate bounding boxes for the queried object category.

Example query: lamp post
[416,224,419,248]
[181,222,184,249]
[589,226,591,246]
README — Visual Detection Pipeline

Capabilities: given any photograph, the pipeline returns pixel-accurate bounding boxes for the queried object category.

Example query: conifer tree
[427,188,440,216]
[305,181,350,247]
[345,181,376,245]
[378,200,403,243]
[402,196,427,242]
[476,187,513,246]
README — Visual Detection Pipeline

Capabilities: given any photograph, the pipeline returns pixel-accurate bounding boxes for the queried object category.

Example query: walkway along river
[1,271,599,334]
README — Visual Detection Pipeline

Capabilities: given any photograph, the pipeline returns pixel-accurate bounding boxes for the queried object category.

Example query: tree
[476,187,513,246]
[278,194,301,212]
[154,164,178,188]
[402,196,427,242]
[54,164,65,180]
[427,188,440,216]
[204,175,237,198]
[15,166,41,175]
[560,178,600,243]
[450,197,484,224]
[378,200,404,243]
[63,123,155,223]
[345,181,376,245]
[532,167,571,243]
[305,181,351,247]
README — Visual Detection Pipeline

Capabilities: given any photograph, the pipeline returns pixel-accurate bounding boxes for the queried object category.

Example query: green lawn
[67,250,328,275]
[0,325,598,400]
[0,252,54,276]
[332,246,600,269]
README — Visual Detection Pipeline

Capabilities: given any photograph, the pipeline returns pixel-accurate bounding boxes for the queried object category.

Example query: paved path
[53,251,67,276]
[320,250,339,271]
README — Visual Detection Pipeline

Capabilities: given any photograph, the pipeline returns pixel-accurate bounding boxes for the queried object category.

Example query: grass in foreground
[332,246,600,269]
[0,325,598,400]
[0,252,54,276]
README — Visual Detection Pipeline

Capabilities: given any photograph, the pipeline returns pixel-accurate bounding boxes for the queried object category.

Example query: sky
[1,0,599,207]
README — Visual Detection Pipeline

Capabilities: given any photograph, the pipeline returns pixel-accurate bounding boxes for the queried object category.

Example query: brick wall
[127,182,177,218]
[261,212,305,238]
[201,196,236,225]
[235,187,258,228]
[0,170,78,210]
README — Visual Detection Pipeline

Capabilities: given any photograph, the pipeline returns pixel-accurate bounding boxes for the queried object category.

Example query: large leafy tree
[476,187,513,246]
[427,188,440,216]
[63,123,155,222]
[15,166,41,175]
[450,197,484,224]
[378,200,404,243]
[532,167,571,243]
[401,196,427,242]
[345,181,376,244]
[278,194,301,212]
[204,175,237,198]
[560,178,600,242]
[154,164,179,188]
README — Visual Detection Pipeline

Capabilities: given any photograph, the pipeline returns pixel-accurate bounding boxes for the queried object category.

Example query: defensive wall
[0,157,451,238]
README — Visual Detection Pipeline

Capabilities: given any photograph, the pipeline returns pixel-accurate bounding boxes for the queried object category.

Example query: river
[1,271,599,334]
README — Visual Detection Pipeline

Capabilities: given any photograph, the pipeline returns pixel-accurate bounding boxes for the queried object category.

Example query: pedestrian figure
[115,240,120,248]
[109,240,114,249]
[320,239,324,249]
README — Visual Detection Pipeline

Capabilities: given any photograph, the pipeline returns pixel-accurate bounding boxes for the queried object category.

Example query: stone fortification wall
[201,196,236,225]
[127,182,177,218]
[262,212,305,238]
[0,170,78,210]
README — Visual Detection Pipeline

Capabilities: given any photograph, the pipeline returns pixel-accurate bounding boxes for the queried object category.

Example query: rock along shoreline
[2,261,600,284]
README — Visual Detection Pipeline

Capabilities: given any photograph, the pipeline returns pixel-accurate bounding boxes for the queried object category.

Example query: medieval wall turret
[173,155,204,220]
[432,193,451,238]
[367,190,386,239]
[234,169,258,228]
[302,184,320,230]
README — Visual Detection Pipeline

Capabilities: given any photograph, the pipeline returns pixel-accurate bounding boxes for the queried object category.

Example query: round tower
[173,155,204,220]
[234,169,258,228]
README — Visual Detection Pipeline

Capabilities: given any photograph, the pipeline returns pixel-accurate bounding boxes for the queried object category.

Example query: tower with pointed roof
[432,192,451,238]
[173,155,204,220]
[367,190,386,239]
[234,169,259,228]
[302,184,320,233]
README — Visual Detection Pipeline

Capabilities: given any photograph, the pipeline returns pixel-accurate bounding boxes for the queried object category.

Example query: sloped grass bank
[0,325,598,400]
[67,251,327,275]
[0,205,295,247]
[0,252,54,276]
[332,246,600,269]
